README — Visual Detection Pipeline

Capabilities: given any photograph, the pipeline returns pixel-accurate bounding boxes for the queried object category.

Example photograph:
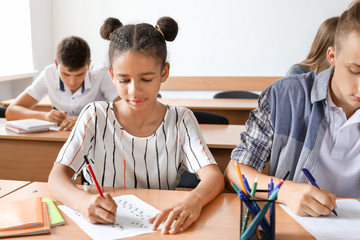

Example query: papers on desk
[58,195,164,240]
[49,126,61,131]
[6,119,57,133]
[280,199,360,239]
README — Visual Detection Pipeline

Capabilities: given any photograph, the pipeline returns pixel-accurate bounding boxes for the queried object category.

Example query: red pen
[83,155,104,198]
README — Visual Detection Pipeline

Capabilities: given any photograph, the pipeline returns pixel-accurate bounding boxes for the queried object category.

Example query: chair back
[0,107,7,118]
[214,91,259,99]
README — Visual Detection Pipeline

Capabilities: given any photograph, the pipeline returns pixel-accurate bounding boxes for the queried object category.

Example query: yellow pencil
[234,161,247,194]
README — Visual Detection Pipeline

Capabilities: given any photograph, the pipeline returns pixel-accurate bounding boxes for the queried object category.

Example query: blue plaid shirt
[231,67,334,183]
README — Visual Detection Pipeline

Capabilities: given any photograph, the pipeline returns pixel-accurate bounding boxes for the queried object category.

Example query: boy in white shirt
[6,36,119,130]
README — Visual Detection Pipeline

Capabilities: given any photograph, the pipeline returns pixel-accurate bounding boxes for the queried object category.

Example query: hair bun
[156,17,178,41]
[100,17,123,40]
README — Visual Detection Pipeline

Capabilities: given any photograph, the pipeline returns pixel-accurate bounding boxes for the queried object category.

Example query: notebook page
[280,199,360,240]
[58,195,164,240]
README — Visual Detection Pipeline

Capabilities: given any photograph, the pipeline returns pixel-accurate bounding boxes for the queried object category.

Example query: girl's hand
[278,181,337,217]
[149,194,202,234]
[80,192,118,224]
[59,116,78,131]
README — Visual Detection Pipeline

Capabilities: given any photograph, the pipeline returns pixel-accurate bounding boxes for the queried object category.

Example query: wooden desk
[161,76,281,91]
[200,124,245,174]
[160,98,257,124]
[0,182,313,240]
[0,118,68,182]
[0,119,244,182]
[0,179,30,198]
[1,97,257,124]
[0,96,52,112]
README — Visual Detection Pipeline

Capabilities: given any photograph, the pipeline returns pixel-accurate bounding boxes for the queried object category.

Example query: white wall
[30,0,53,72]
[1,0,354,101]
[0,0,48,101]
[47,0,353,76]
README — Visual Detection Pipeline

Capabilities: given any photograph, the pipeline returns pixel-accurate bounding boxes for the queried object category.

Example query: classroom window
[0,0,33,77]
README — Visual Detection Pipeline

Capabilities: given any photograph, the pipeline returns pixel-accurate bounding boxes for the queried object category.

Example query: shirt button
[72,111,74,114]
[340,129,344,133]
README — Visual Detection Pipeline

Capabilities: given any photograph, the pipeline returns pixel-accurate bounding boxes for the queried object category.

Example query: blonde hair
[300,17,339,72]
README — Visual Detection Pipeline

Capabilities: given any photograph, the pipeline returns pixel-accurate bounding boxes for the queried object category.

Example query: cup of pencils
[233,162,288,240]
[239,184,275,240]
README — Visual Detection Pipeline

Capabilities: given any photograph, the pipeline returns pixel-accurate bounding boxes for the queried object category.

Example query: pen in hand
[84,155,104,198]
[301,168,337,216]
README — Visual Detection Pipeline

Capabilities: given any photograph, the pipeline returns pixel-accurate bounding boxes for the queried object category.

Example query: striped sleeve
[55,102,96,172]
[178,109,217,174]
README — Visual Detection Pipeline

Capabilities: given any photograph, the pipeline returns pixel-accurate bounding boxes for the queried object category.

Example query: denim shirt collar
[311,66,334,103]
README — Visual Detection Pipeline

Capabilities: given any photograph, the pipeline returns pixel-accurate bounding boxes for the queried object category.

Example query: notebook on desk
[0,197,51,238]
[5,119,57,133]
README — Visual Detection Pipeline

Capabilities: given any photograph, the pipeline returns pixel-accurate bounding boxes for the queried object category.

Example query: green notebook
[42,198,65,227]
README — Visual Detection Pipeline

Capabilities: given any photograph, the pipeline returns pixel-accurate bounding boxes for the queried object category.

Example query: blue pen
[301,168,338,216]
[242,176,271,229]
[242,174,252,196]
[241,184,282,240]
[269,178,275,240]
[239,190,270,234]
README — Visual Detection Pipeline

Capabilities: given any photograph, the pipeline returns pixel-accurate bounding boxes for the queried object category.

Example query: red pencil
[83,155,104,198]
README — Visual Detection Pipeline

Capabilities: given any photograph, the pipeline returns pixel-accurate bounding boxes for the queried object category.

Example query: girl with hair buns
[48,17,224,234]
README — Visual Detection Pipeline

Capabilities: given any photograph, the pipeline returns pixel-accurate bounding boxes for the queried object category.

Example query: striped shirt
[56,101,217,189]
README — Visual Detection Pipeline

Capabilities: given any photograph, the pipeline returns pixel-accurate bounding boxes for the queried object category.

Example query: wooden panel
[161,76,282,91]
[0,139,63,182]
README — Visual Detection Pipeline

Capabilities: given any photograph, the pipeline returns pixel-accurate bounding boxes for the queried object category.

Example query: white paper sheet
[280,199,360,240]
[58,195,163,240]
[49,126,61,131]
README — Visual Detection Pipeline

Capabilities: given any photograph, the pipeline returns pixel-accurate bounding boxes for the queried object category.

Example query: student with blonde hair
[286,16,339,76]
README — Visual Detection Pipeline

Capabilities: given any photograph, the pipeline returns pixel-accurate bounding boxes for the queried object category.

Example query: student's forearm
[225,159,282,199]
[6,105,47,121]
[190,165,224,208]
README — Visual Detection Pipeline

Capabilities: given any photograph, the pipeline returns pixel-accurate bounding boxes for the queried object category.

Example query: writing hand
[80,192,117,224]
[45,109,66,125]
[278,181,337,217]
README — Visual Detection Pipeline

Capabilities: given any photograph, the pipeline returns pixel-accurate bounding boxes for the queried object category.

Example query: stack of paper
[0,197,64,238]
[5,119,57,133]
